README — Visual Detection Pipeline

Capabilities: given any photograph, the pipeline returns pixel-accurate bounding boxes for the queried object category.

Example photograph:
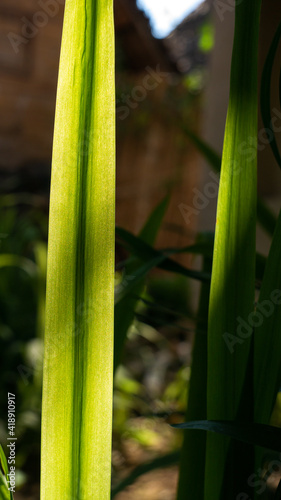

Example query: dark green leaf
[114,197,169,370]
[115,248,210,306]
[257,200,277,237]
[205,1,262,498]
[117,227,266,285]
[172,420,281,453]
[254,209,281,425]
[177,239,211,500]
[116,226,213,261]
[260,21,281,169]
[139,195,170,244]
[116,227,211,282]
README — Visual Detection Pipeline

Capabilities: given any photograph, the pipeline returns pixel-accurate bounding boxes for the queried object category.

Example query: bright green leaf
[41,1,115,499]
[0,445,13,500]
[114,197,169,370]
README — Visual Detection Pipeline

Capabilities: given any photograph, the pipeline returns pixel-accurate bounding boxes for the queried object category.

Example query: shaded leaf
[254,209,281,425]
[177,236,212,500]
[139,195,170,243]
[114,197,169,370]
[205,2,262,498]
[260,21,281,169]
[173,420,281,453]
[117,226,266,285]
[116,226,214,261]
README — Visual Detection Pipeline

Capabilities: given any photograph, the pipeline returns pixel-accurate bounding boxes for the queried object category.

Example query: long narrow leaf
[139,195,170,243]
[183,128,276,237]
[177,241,212,500]
[205,1,262,498]
[116,226,214,260]
[117,226,266,284]
[115,253,209,306]
[260,22,281,169]
[115,228,211,368]
[173,420,281,453]
[114,197,169,370]
[41,1,115,499]
[0,446,13,500]
[257,199,277,237]
[254,209,281,424]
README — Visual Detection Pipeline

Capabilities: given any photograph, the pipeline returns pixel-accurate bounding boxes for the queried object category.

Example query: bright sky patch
[137,0,204,38]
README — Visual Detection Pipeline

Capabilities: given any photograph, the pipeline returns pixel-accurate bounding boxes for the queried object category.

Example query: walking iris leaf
[41,1,115,499]
[205,1,262,498]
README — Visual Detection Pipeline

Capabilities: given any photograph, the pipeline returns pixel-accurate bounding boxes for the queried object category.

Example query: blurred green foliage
[0,197,47,483]
[0,191,196,494]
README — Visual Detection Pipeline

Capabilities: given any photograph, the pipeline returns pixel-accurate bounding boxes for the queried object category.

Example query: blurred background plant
[0,193,48,493]
[0,190,203,498]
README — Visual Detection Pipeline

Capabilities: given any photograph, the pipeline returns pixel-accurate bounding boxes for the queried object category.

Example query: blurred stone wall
[0,0,202,258]
[0,0,64,168]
